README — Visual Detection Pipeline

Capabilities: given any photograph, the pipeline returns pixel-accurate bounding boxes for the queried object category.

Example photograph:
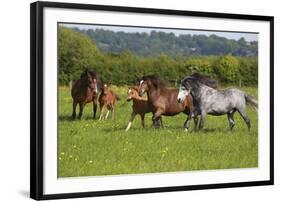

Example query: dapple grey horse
[177,76,258,131]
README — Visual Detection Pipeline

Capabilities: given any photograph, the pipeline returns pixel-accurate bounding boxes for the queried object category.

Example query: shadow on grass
[102,126,242,136]
[100,125,221,134]
[101,125,158,133]
[59,115,74,121]
[59,115,100,121]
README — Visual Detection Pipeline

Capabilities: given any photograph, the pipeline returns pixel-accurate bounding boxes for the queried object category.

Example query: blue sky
[62,23,258,42]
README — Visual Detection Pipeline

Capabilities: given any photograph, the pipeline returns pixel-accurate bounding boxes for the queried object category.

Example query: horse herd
[71,70,258,132]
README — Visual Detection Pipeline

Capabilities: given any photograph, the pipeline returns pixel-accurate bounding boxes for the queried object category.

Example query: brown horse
[138,75,195,130]
[98,82,120,120]
[71,70,98,119]
[125,86,163,131]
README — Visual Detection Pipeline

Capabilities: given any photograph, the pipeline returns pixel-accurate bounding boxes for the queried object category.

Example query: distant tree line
[59,27,258,86]
[73,27,258,57]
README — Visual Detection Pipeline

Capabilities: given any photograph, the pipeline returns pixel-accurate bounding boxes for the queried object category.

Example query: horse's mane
[189,73,218,89]
[80,69,97,79]
[141,75,166,89]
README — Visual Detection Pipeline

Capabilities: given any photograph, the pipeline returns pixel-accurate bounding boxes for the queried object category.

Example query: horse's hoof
[184,128,188,132]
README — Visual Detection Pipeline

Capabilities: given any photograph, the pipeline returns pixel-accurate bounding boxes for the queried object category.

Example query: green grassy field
[58,86,258,177]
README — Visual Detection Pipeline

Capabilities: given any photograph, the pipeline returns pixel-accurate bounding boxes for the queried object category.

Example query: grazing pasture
[58,86,258,177]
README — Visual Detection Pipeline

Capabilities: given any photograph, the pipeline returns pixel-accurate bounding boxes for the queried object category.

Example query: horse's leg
[153,117,161,128]
[72,101,78,119]
[152,110,163,128]
[141,114,145,128]
[193,115,199,131]
[126,111,137,131]
[159,116,163,128]
[78,102,85,119]
[111,107,115,120]
[151,116,159,128]
[237,108,251,131]
[199,111,206,130]
[184,113,191,132]
[105,108,110,120]
[99,105,105,120]
[93,99,97,119]
[227,110,235,131]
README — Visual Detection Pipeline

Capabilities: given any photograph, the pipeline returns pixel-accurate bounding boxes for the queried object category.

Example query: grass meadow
[58,86,258,177]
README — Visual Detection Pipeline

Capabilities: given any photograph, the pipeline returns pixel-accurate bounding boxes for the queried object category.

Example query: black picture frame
[30,1,274,200]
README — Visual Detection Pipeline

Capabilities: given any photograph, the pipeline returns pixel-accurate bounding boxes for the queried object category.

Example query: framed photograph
[30,1,274,200]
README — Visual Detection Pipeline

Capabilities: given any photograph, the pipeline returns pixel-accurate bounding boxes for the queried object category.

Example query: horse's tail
[245,95,258,112]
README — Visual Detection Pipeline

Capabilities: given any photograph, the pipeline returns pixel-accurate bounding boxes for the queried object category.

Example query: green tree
[213,55,240,83]
[238,57,258,85]
[58,26,258,87]
[58,26,100,85]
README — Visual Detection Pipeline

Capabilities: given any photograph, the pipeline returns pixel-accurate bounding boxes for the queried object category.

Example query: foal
[98,82,119,120]
[125,86,162,131]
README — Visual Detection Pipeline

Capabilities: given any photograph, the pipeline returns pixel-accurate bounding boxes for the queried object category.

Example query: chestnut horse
[138,75,195,130]
[125,86,163,131]
[71,70,98,119]
[99,82,120,120]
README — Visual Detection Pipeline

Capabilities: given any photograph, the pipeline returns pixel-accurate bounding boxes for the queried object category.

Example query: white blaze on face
[138,80,145,95]
[128,89,131,94]
[93,79,98,93]
[177,83,190,103]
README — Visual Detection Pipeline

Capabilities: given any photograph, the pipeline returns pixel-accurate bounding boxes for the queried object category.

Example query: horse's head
[138,75,163,96]
[101,82,110,95]
[127,86,139,101]
[85,72,98,93]
[177,78,191,103]
[80,69,98,93]
[80,71,98,93]
[138,79,149,96]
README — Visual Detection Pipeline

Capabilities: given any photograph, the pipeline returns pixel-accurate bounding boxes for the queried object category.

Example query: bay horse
[177,75,258,131]
[138,75,194,130]
[125,86,163,131]
[71,70,98,119]
[98,82,120,120]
